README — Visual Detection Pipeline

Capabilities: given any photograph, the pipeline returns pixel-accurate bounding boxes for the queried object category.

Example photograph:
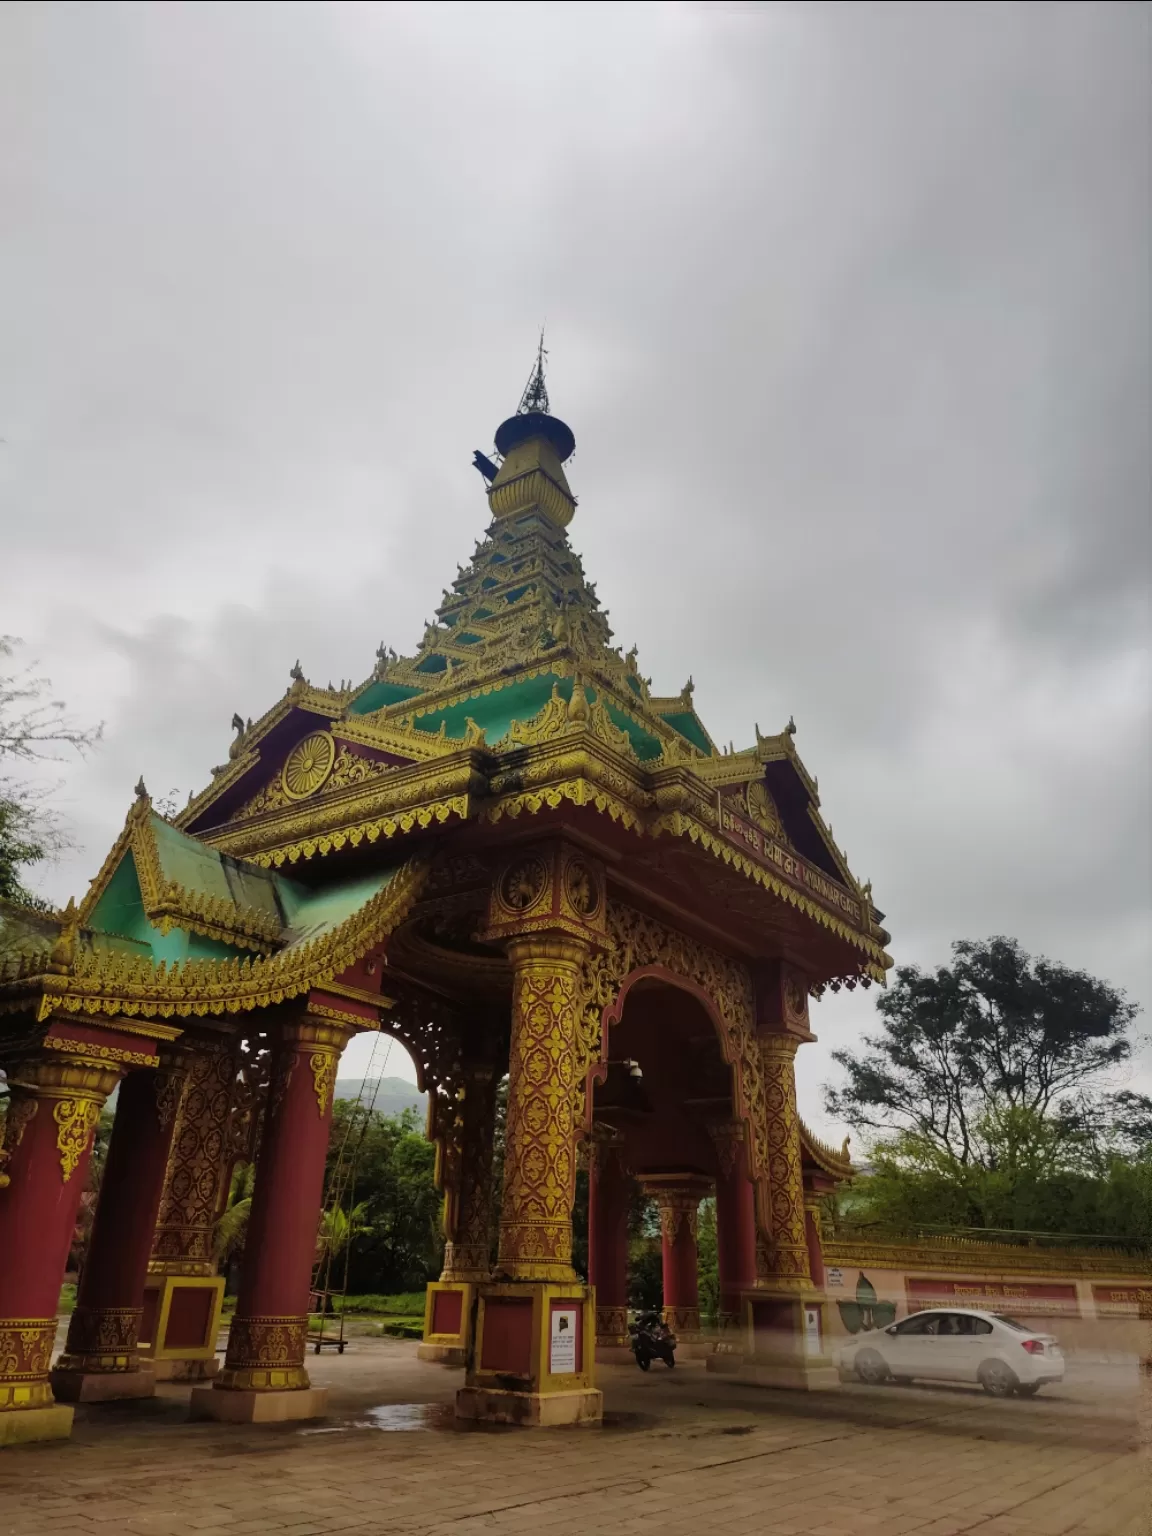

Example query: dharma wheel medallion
[281,732,336,801]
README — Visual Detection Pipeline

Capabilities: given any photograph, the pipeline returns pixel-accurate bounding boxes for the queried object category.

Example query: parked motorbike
[629,1312,676,1371]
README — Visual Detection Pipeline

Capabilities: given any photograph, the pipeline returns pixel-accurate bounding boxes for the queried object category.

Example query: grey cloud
[1,0,1147,1138]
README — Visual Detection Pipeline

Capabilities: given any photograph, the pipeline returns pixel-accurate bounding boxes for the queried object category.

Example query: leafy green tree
[826,938,1147,1241]
[323,1103,443,1293]
[827,937,1139,1165]
[0,637,101,909]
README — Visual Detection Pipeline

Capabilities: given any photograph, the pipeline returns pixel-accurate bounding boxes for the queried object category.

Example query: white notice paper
[804,1306,822,1357]
[550,1308,578,1373]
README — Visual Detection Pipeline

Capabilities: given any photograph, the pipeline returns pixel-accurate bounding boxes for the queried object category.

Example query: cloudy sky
[2,1,1148,1138]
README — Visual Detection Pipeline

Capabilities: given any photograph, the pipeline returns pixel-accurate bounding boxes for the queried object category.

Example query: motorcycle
[629,1312,677,1371]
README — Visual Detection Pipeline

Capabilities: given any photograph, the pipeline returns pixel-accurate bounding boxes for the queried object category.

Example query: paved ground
[1,1341,1147,1536]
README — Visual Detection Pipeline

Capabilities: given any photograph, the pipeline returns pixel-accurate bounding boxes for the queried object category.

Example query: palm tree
[215,1162,255,1292]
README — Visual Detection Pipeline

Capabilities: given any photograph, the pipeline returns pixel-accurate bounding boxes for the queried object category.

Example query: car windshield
[992,1315,1030,1332]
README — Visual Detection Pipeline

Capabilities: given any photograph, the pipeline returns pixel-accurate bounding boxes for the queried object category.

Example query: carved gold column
[149,1041,237,1277]
[439,1063,498,1283]
[0,1047,122,1445]
[497,935,587,1280]
[756,1032,811,1287]
[457,842,606,1427]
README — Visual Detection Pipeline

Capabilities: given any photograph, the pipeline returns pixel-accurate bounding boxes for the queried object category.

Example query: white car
[837,1307,1065,1397]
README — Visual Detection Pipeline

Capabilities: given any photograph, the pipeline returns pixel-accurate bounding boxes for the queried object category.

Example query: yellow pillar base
[457,1281,601,1427]
[188,1385,328,1423]
[418,1281,477,1367]
[456,1384,602,1426]
[731,1289,840,1392]
[0,1405,74,1447]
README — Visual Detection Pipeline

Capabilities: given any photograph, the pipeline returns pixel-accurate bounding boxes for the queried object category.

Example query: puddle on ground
[299,1404,661,1437]
[299,1402,456,1435]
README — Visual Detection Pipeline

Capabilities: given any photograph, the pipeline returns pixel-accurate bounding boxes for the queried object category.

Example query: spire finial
[517,328,550,416]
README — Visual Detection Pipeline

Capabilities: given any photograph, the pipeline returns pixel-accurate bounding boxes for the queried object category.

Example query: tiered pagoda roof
[0,355,891,1031]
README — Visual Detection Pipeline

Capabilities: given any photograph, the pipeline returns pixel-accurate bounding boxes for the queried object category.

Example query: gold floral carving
[151,1043,239,1275]
[497,937,588,1280]
[53,1096,103,1182]
[438,1066,499,1282]
[0,1096,37,1188]
[499,856,548,913]
[282,731,337,801]
[153,1064,185,1132]
[219,1314,309,1391]
[56,1306,142,1373]
[42,1037,157,1068]
[757,1034,811,1285]
[595,1305,629,1345]
[654,1190,700,1246]
[563,857,599,919]
[0,1319,57,1412]
[308,1050,338,1118]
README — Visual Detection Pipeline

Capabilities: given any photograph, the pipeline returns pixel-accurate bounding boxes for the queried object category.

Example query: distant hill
[334,1076,426,1121]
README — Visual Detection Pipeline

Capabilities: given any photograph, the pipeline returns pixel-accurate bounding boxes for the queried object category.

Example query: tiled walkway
[1,1342,1147,1536]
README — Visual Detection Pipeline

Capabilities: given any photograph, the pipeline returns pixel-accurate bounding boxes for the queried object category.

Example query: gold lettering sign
[718,803,863,926]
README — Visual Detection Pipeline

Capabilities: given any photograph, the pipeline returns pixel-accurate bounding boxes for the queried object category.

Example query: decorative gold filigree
[0,1319,57,1412]
[218,1314,310,1392]
[53,1096,103,1182]
[55,1306,143,1374]
[0,1096,37,1189]
[282,731,337,801]
[308,1049,338,1117]
[497,936,588,1280]
[499,856,548,913]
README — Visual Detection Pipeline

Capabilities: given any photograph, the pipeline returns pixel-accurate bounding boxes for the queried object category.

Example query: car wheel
[1016,1382,1041,1397]
[979,1360,1018,1398]
[855,1350,889,1385]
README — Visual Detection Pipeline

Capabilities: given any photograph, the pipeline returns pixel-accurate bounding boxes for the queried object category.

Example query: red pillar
[191,1012,350,1423]
[0,1049,122,1445]
[588,1136,631,1346]
[804,1199,825,1288]
[643,1175,710,1336]
[710,1123,758,1326]
[51,1057,186,1401]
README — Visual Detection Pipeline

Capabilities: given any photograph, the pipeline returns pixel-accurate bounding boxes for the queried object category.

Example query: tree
[826,937,1139,1167]
[0,637,101,907]
[322,1103,443,1294]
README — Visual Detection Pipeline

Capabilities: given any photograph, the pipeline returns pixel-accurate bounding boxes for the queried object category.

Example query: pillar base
[455,1385,602,1427]
[0,1405,74,1447]
[733,1360,840,1392]
[50,1367,155,1404]
[150,1354,220,1383]
[416,1343,467,1366]
[189,1385,328,1424]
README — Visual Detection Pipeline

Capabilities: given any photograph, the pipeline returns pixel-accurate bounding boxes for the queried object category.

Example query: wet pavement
[0,1339,1146,1535]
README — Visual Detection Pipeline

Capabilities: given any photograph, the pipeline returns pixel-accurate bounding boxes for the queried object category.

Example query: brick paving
[0,1340,1146,1536]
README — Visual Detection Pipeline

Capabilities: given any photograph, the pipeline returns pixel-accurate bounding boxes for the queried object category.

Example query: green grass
[335,1292,427,1317]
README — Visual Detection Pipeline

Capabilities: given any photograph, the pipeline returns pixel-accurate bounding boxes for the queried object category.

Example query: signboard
[1091,1284,1152,1318]
[826,1267,844,1288]
[716,801,863,928]
[803,1306,822,1358]
[549,1306,578,1374]
[906,1277,1080,1318]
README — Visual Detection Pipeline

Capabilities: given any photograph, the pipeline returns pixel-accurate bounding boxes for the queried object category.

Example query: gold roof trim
[77,797,282,954]
[0,856,427,1021]
[799,1118,853,1179]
